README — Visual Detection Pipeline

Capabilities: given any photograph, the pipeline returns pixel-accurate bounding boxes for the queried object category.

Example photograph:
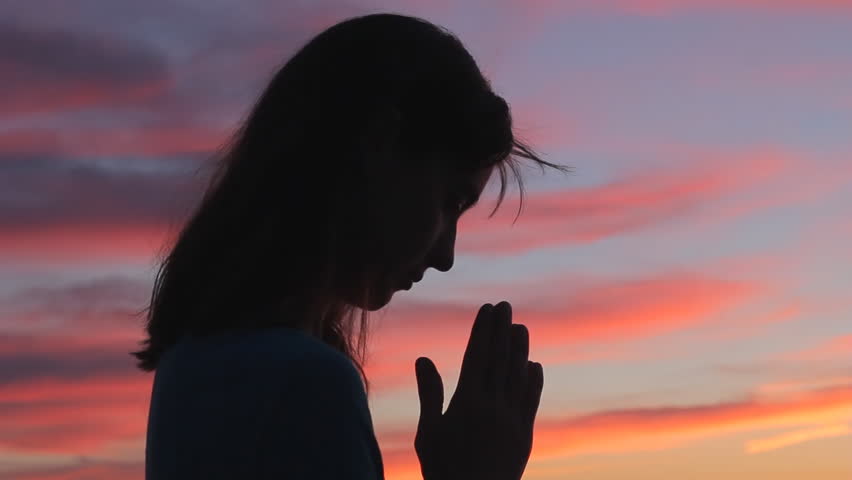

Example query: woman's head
[339,128,497,311]
[131,13,571,395]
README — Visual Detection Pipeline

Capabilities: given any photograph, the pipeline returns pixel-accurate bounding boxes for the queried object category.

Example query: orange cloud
[745,423,851,454]
[533,386,852,457]
[0,373,149,453]
[366,271,762,392]
[377,383,852,479]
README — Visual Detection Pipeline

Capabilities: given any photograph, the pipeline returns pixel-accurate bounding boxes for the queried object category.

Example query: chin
[343,273,404,311]
[346,287,394,311]
[366,289,394,311]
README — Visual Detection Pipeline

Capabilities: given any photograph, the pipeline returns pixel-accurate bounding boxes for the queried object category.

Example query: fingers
[415,357,444,430]
[457,303,494,393]
[507,323,529,407]
[490,301,512,394]
[524,361,544,427]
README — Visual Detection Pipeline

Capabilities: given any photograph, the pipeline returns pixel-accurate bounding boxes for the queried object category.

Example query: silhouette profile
[135,12,570,480]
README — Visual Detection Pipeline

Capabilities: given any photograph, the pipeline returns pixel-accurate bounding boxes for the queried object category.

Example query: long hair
[130,13,572,397]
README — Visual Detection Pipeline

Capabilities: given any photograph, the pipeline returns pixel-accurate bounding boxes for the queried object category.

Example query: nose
[425,221,456,273]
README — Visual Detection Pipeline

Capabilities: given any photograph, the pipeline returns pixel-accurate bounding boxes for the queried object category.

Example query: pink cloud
[509,94,579,150]
[0,23,172,117]
[0,126,230,157]
[0,370,149,460]
[780,334,852,362]
[513,0,852,18]
[366,271,764,392]
[0,221,178,266]
[0,462,143,480]
[457,147,794,254]
[618,0,852,15]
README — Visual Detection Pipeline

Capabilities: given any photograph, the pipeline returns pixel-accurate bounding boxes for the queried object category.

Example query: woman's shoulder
[145,326,377,479]
[164,325,360,389]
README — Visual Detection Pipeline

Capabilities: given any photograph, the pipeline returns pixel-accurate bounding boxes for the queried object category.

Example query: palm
[438,389,532,479]
[414,302,544,480]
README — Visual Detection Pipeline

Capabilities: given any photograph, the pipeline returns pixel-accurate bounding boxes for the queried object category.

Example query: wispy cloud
[459,147,794,254]
[779,334,852,362]
[745,423,850,454]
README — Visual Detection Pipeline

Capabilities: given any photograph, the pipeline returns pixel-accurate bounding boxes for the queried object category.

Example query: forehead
[434,157,494,186]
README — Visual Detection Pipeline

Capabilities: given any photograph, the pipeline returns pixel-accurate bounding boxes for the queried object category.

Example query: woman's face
[341,151,495,311]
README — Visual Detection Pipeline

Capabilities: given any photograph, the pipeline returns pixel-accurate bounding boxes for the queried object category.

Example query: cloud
[0,3,364,160]
[615,0,852,15]
[0,22,172,117]
[0,274,150,384]
[458,147,794,254]
[0,338,135,387]
[0,460,143,480]
[779,334,852,362]
[0,126,232,157]
[530,382,852,457]
[745,423,850,454]
[0,372,148,451]
[509,94,579,150]
[365,270,764,392]
[509,0,852,19]
[0,154,207,265]
[756,376,852,397]
[377,382,852,478]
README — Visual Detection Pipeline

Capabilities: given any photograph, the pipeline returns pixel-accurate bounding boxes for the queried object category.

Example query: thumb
[415,357,444,430]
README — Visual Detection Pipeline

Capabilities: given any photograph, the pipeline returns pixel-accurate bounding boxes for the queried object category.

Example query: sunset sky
[1,1,851,479]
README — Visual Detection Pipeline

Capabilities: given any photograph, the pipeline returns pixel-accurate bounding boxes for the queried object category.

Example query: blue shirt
[145,326,385,479]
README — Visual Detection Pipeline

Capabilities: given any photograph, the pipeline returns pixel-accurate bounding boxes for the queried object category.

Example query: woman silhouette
[135,12,570,480]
